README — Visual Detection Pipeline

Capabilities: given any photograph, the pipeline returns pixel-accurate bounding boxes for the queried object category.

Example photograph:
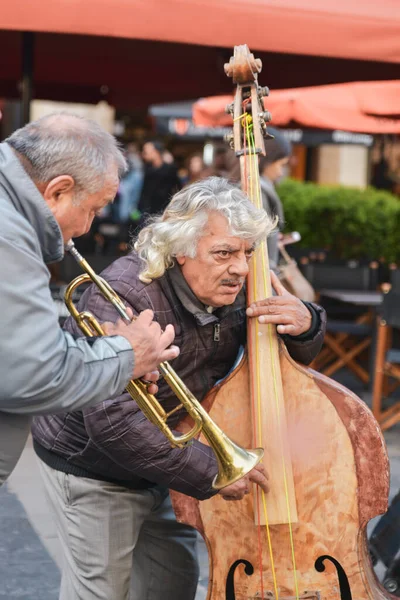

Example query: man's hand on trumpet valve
[102,308,179,383]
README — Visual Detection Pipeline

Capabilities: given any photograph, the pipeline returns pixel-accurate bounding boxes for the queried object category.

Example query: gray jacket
[0,143,134,415]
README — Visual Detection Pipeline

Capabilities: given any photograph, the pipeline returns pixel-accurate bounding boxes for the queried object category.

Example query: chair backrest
[382,291,400,329]
[301,263,379,292]
[390,268,400,293]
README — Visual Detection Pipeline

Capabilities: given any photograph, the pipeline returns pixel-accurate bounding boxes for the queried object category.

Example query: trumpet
[64,241,264,490]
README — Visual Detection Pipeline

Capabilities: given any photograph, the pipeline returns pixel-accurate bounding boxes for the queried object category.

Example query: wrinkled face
[42,168,119,242]
[176,212,255,308]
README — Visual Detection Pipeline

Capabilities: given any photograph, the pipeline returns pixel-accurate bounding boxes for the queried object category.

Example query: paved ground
[1,373,399,599]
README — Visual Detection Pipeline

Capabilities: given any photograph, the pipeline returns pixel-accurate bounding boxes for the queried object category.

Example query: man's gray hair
[6,113,127,198]
[135,176,276,283]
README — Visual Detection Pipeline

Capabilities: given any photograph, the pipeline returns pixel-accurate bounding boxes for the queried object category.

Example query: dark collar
[164,262,245,326]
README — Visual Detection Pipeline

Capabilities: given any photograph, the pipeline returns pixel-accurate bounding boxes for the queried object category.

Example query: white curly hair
[134,176,276,283]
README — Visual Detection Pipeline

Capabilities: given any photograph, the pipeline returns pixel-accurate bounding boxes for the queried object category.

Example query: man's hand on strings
[218,464,269,501]
[246,270,312,336]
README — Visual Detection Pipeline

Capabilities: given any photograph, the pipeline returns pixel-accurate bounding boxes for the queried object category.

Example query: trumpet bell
[211,442,264,490]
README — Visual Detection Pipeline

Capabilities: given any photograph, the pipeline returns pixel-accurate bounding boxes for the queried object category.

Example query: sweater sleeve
[0,234,134,415]
[282,302,327,364]
[64,274,219,500]
[83,398,219,500]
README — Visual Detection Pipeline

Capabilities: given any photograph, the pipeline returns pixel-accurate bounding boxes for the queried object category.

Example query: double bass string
[253,126,300,600]
[243,114,278,600]
[245,115,301,600]
[238,112,268,600]
[241,115,267,600]
[249,120,300,600]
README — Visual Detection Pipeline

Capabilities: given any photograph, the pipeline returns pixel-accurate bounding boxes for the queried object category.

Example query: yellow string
[245,118,279,599]
[233,112,248,122]
[255,279,279,600]
[249,124,300,600]
[246,117,300,600]
[245,116,254,202]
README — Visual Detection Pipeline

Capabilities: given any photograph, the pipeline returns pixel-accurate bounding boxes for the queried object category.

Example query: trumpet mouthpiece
[65,240,75,252]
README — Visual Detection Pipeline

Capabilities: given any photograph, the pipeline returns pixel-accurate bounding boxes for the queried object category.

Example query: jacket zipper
[200,322,221,399]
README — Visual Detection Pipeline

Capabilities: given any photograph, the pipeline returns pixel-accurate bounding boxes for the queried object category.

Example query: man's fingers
[159,345,180,363]
[141,372,160,395]
[146,383,159,395]
[220,490,247,501]
[257,314,295,325]
[135,309,155,326]
[249,470,270,493]
[247,297,291,315]
[101,321,115,335]
[254,463,268,477]
[125,307,134,320]
[142,370,160,383]
[159,324,176,348]
[277,324,297,335]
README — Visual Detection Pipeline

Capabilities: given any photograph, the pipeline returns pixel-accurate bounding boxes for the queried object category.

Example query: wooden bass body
[171,344,393,600]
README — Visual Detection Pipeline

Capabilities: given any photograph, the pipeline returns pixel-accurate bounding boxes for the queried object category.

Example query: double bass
[171,45,393,600]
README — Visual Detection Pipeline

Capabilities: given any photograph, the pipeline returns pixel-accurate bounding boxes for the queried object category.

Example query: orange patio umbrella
[193,81,400,134]
[2,0,400,65]
[1,1,399,112]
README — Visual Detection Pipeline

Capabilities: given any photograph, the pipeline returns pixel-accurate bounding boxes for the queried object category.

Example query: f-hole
[315,555,352,600]
[225,555,351,599]
[226,559,254,599]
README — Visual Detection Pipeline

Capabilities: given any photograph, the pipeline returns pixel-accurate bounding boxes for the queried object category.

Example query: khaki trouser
[38,460,199,600]
[0,412,31,486]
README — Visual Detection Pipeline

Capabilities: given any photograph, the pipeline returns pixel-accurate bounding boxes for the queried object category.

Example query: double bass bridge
[250,593,320,599]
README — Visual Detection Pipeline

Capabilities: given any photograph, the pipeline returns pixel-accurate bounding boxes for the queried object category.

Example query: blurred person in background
[211,146,230,178]
[186,153,206,184]
[181,153,214,186]
[119,143,144,223]
[114,143,145,245]
[259,129,292,270]
[138,140,181,220]
[162,149,175,165]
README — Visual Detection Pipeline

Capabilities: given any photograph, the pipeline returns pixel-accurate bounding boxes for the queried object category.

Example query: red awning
[2,0,400,64]
[193,81,400,134]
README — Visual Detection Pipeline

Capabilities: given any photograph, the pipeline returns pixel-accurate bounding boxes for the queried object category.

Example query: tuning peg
[264,131,275,140]
[224,132,235,149]
[262,111,272,122]
[258,86,270,98]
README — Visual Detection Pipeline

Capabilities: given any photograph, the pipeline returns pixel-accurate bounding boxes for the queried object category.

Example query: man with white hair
[0,113,179,486]
[32,177,326,600]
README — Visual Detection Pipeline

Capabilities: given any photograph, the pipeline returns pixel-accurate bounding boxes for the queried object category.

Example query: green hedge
[277,179,400,263]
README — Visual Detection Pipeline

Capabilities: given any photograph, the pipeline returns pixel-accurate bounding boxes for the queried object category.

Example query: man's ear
[42,175,75,209]
[176,255,186,266]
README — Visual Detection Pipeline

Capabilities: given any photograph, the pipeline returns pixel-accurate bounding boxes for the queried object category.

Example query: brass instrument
[64,241,264,489]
